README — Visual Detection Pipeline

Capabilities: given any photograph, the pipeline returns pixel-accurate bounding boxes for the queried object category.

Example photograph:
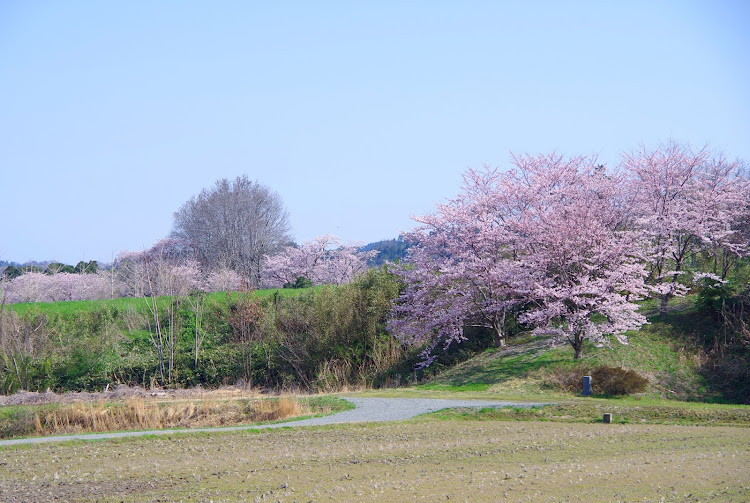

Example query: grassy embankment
[2,270,406,392]
[354,295,750,426]
[7,287,307,317]
[2,285,379,393]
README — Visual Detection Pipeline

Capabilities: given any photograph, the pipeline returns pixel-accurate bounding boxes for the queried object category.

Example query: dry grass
[0,384,276,406]
[250,396,304,423]
[1,418,748,502]
[5,396,313,437]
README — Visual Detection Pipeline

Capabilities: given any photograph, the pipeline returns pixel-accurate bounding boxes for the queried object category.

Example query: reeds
[7,396,311,437]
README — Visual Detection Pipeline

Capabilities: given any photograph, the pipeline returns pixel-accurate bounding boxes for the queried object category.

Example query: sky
[1,1,748,265]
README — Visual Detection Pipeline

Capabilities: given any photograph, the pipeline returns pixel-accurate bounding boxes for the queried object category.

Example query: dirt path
[0,397,548,447]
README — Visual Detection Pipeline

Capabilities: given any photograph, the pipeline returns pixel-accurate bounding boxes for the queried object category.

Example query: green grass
[418,382,493,392]
[406,301,720,402]
[420,343,569,392]
[8,287,312,316]
[428,399,750,427]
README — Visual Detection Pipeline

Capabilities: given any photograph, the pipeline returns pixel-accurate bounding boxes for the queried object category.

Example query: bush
[546,366,586,393]
[591,366,649,396]
[548,365,648,396]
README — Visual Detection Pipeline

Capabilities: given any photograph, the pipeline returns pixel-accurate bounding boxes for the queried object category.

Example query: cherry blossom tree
[388,167,526,363]
[4,272,47,303]
[505,153,648,359]
[315,241,378,285]
[58,272,111,301]
[115,239,200,298]
[262,236,377,288]
[390,154,649,362]
[204,268,244,292]
[114,250,150,298]
[692,153,750,280]
[4,271,112,303]
[0,275,7,306]
[262,235,334,288]
[622,141,750,315]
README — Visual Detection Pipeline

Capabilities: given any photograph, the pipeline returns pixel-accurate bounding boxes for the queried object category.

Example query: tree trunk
[572,331,584,360]
[660,261,683,317]
[574,344,583,360]
[492,309,507,348]
[494,329,506,348]
[659,293,670,317]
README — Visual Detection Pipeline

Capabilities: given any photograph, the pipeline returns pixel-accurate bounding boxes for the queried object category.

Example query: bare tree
[171,176,292,287]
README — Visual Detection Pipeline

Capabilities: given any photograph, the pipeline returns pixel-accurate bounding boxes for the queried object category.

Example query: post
[603,413,612,424]
[582,375,592,396]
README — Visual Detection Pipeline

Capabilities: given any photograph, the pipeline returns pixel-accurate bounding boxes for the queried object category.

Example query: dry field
[1,417,748,502]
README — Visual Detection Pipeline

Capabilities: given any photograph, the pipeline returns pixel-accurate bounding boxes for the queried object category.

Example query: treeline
[1,176,376,305]
[1,236,385,304]
[1,241,243,305]
[2,260,101,279]
[0,269,415,394]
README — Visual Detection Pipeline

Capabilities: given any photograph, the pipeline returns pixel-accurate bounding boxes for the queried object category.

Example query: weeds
[0,396,327,438]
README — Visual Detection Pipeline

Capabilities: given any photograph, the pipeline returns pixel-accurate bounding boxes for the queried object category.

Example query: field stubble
[1,417,748,502]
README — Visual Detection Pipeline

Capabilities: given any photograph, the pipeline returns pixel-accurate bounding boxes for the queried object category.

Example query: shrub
[546,366,587,393]
[591,366,649,396]
[548,365,649,396]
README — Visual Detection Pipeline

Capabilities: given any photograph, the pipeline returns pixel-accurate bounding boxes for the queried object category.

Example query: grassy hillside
[404,296,741,404]
[417,330,704,399]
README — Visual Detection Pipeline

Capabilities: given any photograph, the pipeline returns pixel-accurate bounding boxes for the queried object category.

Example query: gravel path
[0,397,549,447]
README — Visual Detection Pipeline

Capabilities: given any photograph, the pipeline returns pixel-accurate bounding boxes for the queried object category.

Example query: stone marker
[603,413,612,424]
[582,375,592,396]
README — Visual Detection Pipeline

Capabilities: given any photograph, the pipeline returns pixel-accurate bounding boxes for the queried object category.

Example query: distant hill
[361,237,412,267]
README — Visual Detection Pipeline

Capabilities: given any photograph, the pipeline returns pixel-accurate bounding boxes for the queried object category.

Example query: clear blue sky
[1,1,748,265]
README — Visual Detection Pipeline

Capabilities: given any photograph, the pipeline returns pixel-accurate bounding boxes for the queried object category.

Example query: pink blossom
[391,154,649,362]
[622,141,750,314]
[205,268,244,292]
[262,235,377,288]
